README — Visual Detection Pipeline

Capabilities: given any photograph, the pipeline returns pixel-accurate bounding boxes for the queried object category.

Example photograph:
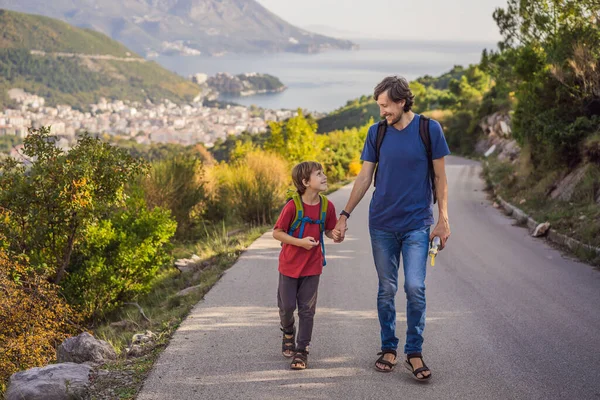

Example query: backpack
[374,115,437,204]
[284,190,329,266]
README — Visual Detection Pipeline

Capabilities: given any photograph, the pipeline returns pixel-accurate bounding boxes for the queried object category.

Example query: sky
[255,0,508,43]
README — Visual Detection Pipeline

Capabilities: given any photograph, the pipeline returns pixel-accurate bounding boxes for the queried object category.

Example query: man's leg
[370,227,402,357]
[401,226,430,378]
[295,275,320,351]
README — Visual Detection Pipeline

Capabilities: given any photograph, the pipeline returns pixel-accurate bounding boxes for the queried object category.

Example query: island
[193,72,287,97]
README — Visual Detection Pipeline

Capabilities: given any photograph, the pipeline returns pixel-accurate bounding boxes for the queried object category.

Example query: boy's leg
[400,226,430,355]
[277,273,298,334]
[295,275,320,351]
[370,227,402,352]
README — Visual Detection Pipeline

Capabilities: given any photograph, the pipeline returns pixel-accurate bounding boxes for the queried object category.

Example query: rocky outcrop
[549,164,590,201]
[57,332,117,365]
[7,332,119,399]
[6,363,93,400]
[477,112,521,162]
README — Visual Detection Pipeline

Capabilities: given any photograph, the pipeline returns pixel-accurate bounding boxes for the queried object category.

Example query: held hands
[332,217,348,243]
[299,236,320,250]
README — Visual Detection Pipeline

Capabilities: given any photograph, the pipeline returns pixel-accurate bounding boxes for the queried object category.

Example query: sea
[155,39,497,113]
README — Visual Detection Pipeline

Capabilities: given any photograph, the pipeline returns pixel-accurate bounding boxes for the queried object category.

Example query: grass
[93,223,266,351]
[483,156,600,265]
[87,222,267,398]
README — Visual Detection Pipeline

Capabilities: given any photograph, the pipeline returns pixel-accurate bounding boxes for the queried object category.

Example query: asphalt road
[138,156,600,400]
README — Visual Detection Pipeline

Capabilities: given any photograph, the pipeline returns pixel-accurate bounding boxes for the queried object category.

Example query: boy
[273,161,337,370]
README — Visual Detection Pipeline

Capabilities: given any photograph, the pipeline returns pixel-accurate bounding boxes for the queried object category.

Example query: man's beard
[388,109,404,126]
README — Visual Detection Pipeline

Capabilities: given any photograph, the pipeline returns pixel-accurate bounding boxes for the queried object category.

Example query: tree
[490,0,600,166]
[0,127,148,283]
[265,109,324,164]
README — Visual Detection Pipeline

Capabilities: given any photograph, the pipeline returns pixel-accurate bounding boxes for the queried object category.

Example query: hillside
[0,0,357,57]
[0,9,133,57]
[0,9,201,108]
[316,67,469,133]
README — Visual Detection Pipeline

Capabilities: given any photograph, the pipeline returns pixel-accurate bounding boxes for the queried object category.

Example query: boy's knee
[297,301,316,316]
[298,308,315,319]
[279,304,296,316]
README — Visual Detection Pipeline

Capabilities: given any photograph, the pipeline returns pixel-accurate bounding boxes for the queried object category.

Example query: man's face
[377,91,406,125]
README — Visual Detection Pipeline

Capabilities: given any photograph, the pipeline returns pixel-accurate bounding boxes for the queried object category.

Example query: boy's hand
[332,229,344,243]
[299,236,319,250]
[333,218,348,242]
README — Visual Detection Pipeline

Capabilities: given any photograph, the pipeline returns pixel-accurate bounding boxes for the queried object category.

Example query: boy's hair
[292,161,323,195]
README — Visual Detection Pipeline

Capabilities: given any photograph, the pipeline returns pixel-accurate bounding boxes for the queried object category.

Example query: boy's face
[304,168,328,192]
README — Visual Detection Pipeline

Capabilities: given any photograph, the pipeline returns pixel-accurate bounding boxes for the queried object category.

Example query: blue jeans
[370,225,430,354]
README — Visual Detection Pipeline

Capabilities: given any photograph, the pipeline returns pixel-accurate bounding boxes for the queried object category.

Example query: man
[332,76,450,381]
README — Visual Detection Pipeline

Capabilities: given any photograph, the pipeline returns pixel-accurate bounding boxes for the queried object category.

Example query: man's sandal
[404,353,432,381]
[290,349,308,370]
[374,349,397,372]
[281,328,295,358]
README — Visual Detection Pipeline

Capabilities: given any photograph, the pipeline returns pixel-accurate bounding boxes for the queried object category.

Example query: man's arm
[332,161,376,241]
[430,157,450,249]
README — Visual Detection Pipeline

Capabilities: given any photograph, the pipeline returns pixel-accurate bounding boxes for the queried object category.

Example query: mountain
[0,0,357,57]
[0,9,201,108]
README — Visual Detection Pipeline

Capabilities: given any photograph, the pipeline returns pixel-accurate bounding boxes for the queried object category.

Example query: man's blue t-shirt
[360,114,450,233]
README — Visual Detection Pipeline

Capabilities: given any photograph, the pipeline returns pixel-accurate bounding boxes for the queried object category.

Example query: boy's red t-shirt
[274,198,337,278]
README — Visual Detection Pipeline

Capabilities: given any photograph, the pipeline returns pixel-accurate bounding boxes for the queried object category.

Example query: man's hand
[430,219,450,250]
[332,217,348,243]
[299,236,320,250]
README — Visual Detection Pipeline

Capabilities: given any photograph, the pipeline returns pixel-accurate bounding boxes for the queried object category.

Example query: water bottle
[429,236,441,266]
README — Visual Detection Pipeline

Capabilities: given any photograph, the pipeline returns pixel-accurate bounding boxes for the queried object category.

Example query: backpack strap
[318,194,328,266]
[374,120,387,187]
[287,193,304,236]
[318,194,328,233]
[419,116,437,204]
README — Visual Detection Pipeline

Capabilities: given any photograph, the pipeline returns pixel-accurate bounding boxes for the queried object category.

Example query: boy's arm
[273,229,318,250]
[324,200,338,241]
[273,228,302,246]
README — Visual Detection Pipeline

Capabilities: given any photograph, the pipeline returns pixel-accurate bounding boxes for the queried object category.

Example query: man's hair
[292,161,323,195]
[373,76,414,112]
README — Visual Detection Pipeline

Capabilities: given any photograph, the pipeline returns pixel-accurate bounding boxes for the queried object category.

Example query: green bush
[63,194,176,318]
[142,156,205,240]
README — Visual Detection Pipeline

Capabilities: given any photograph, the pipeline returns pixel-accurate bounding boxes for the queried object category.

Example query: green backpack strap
[318,194,328,266]
[287,191,304,236]
[318,194,328,232]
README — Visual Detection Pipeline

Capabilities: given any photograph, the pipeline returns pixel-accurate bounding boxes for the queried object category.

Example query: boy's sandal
[281,328,295,358]
[404,352,431,381]
[290,349,308,370]
[374,349,397,372]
